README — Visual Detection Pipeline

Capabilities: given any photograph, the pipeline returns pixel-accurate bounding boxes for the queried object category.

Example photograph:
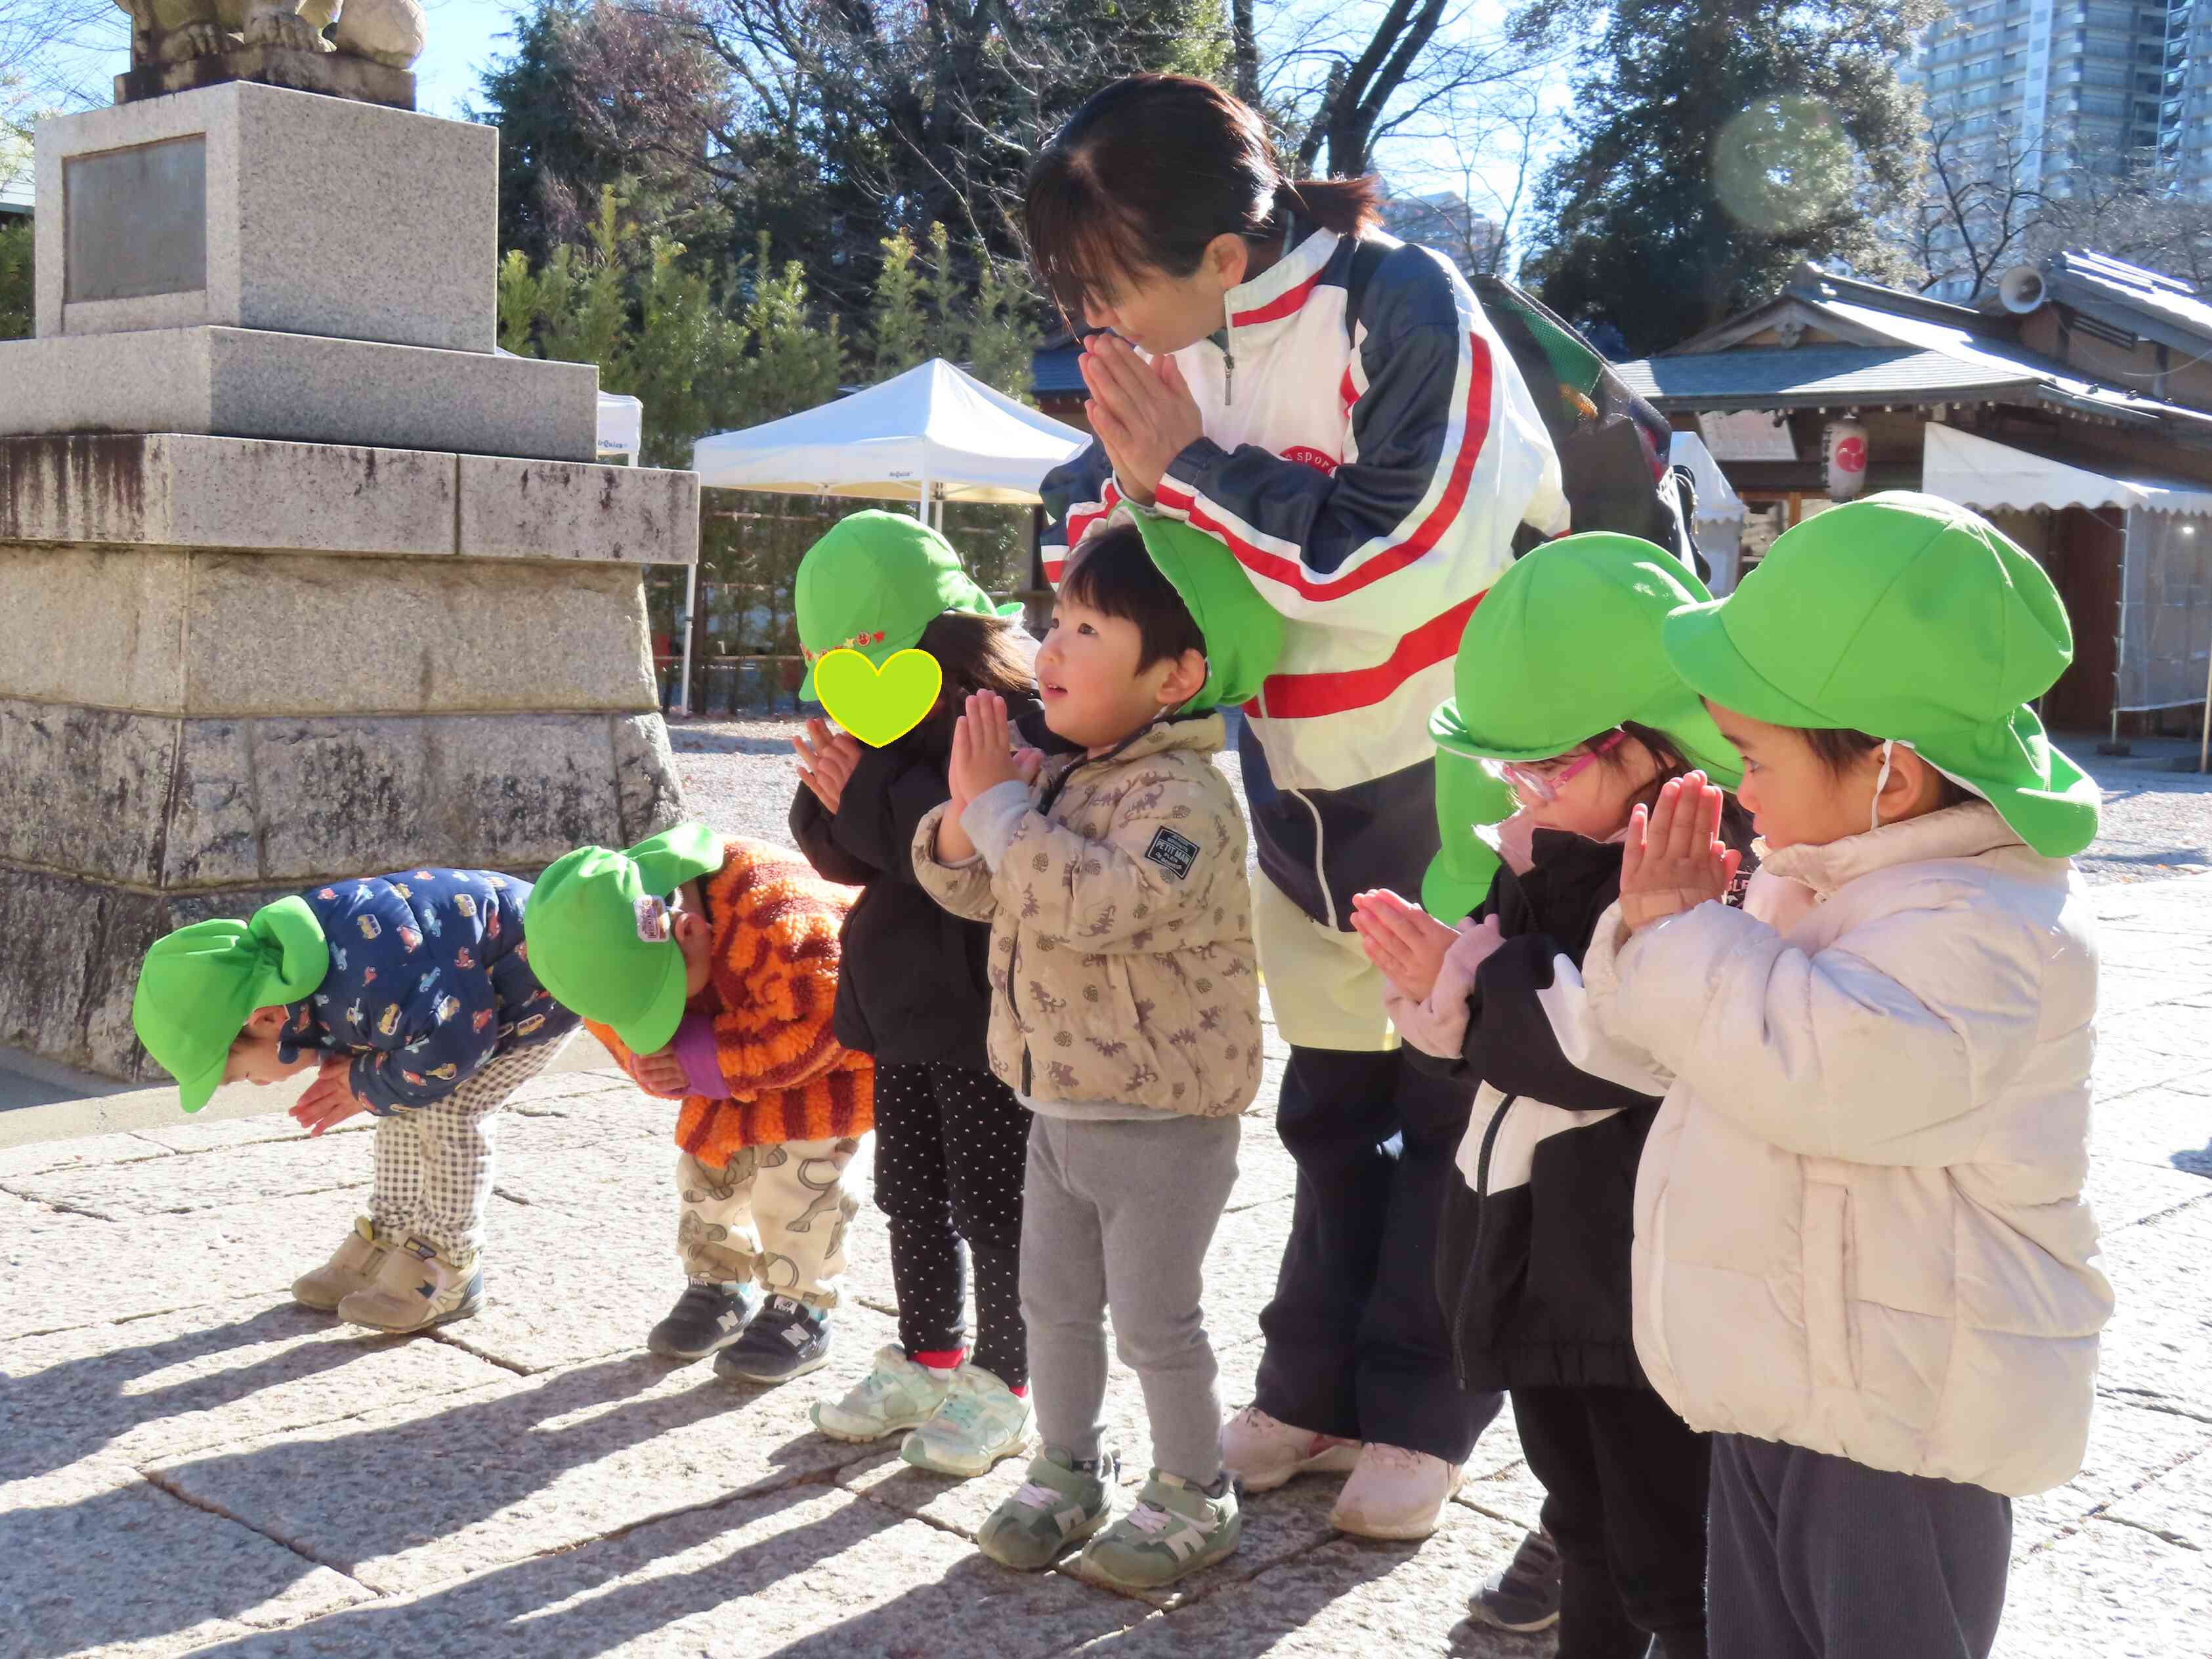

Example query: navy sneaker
[713,1295,832,1384]
[648,1279,758,1360]
[1466,1526,1563,1633]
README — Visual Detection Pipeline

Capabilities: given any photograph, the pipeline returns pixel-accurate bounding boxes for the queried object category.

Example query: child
[1583,493,2113,1659]
[524,824,876,1384]
[1350,535,1749,1659]
[131,869,578,1332]
[786,511,1052,1475]
[910,511,1280,1591]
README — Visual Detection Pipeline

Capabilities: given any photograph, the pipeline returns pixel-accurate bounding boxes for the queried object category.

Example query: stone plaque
[64,136,208,304]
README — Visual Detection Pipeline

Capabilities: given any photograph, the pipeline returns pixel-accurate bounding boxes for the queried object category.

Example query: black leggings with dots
[871,1062,1031,1387]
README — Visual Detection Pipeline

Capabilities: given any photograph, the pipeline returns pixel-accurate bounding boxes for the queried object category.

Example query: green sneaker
[978,1448,1118,1571]
[1079,1468,1241,1590]
[903,1364,1034,1477]
[812,1345,954,1443]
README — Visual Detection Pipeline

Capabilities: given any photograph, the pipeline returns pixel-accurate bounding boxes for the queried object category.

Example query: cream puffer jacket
[1579,803,2113,1497]
[911,714,1262,1119]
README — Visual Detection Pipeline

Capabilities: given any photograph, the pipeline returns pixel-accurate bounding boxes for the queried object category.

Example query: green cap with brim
[131,895,331,1112]
[1660,491,2098,857]
[1420,735,1516,921]
[796,511,1024,701]
[523,822,725,1055]
[1120,509,1285,711]
[1432,532,1743,790]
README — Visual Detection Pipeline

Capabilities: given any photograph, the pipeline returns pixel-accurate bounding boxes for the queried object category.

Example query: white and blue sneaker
[902,1364,1033,1477]
[813,1345,956,1442]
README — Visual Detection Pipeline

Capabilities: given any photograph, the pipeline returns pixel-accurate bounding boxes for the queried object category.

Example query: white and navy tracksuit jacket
[1042,226,1567,943]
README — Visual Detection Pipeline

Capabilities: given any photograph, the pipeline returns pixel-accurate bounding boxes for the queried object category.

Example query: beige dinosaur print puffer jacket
[912,713,1262,1118]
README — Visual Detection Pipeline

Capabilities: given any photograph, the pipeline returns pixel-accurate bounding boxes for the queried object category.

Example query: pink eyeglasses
[1496,730,1627,804]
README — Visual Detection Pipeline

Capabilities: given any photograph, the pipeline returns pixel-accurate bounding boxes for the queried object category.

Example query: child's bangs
[1025,153,1157,326]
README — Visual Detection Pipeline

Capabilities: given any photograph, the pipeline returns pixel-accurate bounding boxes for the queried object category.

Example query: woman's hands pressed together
[1620,772,1741,934]
[1080,333,1204,507]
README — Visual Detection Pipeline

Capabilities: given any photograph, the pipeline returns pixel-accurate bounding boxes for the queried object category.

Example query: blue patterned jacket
[275,868,576,1115]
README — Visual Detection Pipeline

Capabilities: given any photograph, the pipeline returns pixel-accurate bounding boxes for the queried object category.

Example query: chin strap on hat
[1870,739,1898,832]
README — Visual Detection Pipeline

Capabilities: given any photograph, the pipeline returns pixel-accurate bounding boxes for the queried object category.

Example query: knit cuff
[672,1013,733,1099]
[961,781,1032,872]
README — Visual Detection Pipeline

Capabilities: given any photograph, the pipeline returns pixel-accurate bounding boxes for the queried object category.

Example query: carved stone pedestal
[0,90,699,1084]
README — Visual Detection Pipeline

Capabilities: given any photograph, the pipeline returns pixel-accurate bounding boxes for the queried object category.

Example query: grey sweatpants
[1709,1433,2012,1659]
[1019,1111,1241,1485]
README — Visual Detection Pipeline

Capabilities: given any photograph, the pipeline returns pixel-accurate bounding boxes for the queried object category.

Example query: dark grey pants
[1709,1433,2012,1659]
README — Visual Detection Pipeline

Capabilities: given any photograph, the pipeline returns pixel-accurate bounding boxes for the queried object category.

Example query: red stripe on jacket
[1233,269,1323,327]
[1155,332,1494,604]
[1243,592,1485,721]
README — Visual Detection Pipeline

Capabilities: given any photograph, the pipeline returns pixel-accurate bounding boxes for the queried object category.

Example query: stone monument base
[1,327,599,461]
[0,433,697,1082]
[117,47,415,112]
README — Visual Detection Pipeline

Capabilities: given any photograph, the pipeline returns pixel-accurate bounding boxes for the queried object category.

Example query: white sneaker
[811,1345,955,1442]
[1220,1405,1360,1493]
[903,1365,1034,1477]
[1329,1442,1464,1540]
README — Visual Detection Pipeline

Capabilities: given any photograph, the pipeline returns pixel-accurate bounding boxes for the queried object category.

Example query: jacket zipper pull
[1221,293,1236,406]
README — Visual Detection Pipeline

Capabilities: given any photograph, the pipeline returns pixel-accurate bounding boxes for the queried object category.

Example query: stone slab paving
[3,875,2210,1656]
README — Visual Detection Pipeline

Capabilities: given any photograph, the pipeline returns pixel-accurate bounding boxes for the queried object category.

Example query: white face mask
[1870,738,1897,832]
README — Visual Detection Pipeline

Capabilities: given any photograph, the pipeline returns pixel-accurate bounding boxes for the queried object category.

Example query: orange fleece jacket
[587,836,874,1166]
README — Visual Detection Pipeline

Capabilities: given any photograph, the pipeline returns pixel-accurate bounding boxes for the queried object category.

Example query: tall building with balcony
[1904,1,2198,299]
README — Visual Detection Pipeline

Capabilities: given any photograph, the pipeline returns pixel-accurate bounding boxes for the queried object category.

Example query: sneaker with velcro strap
[977,1447,1118,1571]
[647,1279,759,1360]
[713,1295,832,1385]
[1078,1467,1240,1590]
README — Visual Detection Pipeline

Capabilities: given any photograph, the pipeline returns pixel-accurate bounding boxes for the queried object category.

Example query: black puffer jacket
[789,694,1057,1070]
[1413,818,1753,1394]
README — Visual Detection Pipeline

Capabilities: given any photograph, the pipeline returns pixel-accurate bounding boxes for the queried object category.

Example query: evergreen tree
[1527,0,1936,355]
[0,218,30,341]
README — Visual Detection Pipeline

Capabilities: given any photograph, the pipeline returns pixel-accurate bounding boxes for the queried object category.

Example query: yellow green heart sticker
[813,648,943,747]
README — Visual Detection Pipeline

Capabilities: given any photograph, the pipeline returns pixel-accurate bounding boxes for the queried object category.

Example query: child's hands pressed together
[1621,772,1742,934]
[291,1052,372,1137]
[629,1047,689,1099]
[948,691,1027,801]
[792,717,863,812]
[1350,889,1482,1003]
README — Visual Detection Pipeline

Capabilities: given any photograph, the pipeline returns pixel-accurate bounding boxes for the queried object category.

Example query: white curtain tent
[1669,430,1749,593]
[1923,423,2212,747]
[682,358,1089,714]
[596,392,644,466]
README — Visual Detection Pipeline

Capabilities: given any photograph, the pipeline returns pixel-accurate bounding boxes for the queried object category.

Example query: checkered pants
[370,1036,568,1261]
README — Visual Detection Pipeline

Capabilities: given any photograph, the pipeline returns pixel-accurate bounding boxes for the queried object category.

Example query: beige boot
[293,1217,394,1312]
[335,1234,484,1333]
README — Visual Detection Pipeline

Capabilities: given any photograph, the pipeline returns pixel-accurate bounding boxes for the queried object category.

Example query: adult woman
[1027,73,1567,1542]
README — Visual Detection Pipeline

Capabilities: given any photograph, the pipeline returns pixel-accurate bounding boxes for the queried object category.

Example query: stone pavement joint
[3,875,2211,1655]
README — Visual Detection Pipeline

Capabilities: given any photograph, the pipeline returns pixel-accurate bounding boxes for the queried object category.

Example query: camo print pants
[370,1037,567,1262]
[676,1137,861,1311]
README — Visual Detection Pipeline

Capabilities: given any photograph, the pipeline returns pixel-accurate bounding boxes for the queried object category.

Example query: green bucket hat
[1420,738,1517,921]
[1432,532,1744,788]
[1118,509,1285,712]
[795,511,1023,701]
[132,896,331,1112]
[523,822,725,1055]
[1659,491,2098,857]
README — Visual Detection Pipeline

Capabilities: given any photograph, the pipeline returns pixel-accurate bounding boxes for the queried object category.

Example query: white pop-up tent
[682,359,1090,713]
[1669,430,1749,593]
[1924,422,2212,760]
